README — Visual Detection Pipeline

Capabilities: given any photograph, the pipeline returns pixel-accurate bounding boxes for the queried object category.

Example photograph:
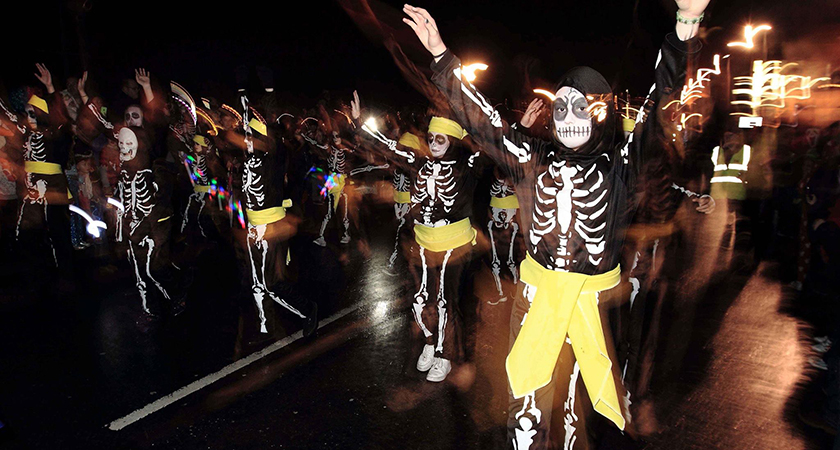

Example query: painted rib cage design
[393,170,411,193]
[413,160,458,226]
[328,145,347,175]
[119,168,156,237]
[192,154,211,186]
[242,152,266,210]
[531,156,609,270]
[24,132,47,162]
[490,177,516,200]
[22,132,49,204]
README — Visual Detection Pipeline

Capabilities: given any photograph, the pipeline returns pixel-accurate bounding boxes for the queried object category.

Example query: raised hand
[402,4,447,58]
[34,63,54,93]
[135,68,151,88]
[351,90,361,121]
[692,195,715,214]
[675,0,710,18]
[520,98,545,129]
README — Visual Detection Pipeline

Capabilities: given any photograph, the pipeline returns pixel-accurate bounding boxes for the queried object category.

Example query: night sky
[6,0,840,112]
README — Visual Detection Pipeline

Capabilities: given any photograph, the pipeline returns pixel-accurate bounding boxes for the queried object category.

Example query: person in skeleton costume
[8,64,75,290]
[224,104,318,337]
[353,91,481,382]
[487,166,521,305]
[385,138,418,275]
[116,126,187,318]
[403,1,706,446]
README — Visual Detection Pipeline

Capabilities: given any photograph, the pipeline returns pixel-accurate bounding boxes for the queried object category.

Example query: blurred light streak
[461,63,488,82]
[586,101,608,122]
[107,197,124,211]
[732,60,830,116]
[533,89,556,101]
[364,117,378,132]
[663,54,723,111]
[69,205,107,238]
[727,24,772,49]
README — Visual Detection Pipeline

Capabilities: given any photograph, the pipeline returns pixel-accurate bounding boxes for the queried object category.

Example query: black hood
[552,66,616,164]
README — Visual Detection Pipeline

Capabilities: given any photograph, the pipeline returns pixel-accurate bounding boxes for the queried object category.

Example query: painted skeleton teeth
[558,126,592,137]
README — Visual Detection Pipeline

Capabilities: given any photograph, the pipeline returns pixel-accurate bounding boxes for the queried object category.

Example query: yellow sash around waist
[507,254,624,430]
[394,190,411,204]
[246,206,287,226]
[193,185,212,194]
[328,174,346,209]
[413,218,476,252]
[490,194,519,209]
[24,161,63,175]
[25,161,72,199]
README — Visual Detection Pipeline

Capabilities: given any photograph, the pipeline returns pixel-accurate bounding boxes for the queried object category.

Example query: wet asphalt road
[0,200,835,449]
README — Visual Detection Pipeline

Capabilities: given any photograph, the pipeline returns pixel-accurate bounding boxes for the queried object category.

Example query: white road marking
[107,304,359,431]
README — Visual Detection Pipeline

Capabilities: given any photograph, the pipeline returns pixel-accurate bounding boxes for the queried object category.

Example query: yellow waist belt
[25,161,72,199]
[394,190,411,204]
[328,174,346,209]
[246,206,287,226]
[194,185,212,194]
[25,161,63,175]
[490,194,519,209]
[413,218,476,252]
[507,254,624,430]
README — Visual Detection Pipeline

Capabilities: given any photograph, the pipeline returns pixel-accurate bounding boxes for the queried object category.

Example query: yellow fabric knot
[246,206,286,226]
[507,254,624,430]
[413,218,476,252]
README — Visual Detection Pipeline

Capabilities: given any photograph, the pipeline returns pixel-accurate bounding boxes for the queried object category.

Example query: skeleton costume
[310,134,352,247]
[237,112,317,335]
[386,133,419,272]
[430,31,698,448]
[7,93,74,285]
[487,167,521,304]
[360,116,480,381]
[117,127,185,316]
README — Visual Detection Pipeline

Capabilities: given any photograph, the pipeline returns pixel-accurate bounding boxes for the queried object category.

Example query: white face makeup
[427,132,451,158]
[118,128,139,162]
[553,86,592,150]
[125,105,144,127]
[24,105,37,128]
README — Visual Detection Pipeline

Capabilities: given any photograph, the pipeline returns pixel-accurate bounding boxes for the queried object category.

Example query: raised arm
[402,5,543,183]
[349,91,419,173]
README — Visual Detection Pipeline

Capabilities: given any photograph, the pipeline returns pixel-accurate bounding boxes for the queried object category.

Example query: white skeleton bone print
[413,160,458,227]
[531,156,608,269]
[118,169,156,239]
[242,154,266,210]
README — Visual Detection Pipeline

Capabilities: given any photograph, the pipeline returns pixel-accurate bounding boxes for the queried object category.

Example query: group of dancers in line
[0,0,724,447]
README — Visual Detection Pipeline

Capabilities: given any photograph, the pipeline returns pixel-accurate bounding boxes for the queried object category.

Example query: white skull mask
[118,128,139,162]
[125,105,144,127]
[427,132,450,159]
[553,86,592,150]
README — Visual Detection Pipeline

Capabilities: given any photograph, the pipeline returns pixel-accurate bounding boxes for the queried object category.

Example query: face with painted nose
[118,128,139,162]
[124,105,143,127]
[427,132,450,159]
[553,86,592,150]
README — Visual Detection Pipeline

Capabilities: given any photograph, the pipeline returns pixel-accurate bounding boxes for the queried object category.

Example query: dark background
[4,0,840,112]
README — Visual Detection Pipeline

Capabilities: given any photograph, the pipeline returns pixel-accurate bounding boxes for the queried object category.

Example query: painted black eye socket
[427,134,447,145]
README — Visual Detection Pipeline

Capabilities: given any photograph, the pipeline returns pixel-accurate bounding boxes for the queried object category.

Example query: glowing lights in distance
[728,24,772,49]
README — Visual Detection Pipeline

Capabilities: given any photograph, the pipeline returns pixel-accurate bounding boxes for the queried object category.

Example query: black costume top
[431,33,698,274]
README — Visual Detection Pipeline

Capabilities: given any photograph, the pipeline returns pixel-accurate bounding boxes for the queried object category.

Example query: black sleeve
[430,50,547,184]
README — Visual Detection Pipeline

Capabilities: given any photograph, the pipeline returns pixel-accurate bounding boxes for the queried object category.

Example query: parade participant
[353,91,481,382]
[402,0,707,446]
[486,166,520,305]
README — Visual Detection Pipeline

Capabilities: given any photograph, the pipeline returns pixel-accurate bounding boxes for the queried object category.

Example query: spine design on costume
[531,157,608,269]
[413,160,457,226]
[328,145,347,175]
[120,168,156,235]
[242,152,266,210]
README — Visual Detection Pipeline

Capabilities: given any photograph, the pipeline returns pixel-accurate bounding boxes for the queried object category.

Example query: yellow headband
[28,95,49,114]
[249,118,267,136]
[428,117,467,140]
[398,132,421,150]
[193,135,209,147]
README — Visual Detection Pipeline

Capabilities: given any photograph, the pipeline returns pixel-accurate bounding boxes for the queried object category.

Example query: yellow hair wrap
[28,95,49,114]
[428,117,467,140]
[193,135,209,147]
[249,118,267,136]
[398,132,421,150]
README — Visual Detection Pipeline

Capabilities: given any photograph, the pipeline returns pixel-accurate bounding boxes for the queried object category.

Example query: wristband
[676,10,704,25]
[432,49,447,59]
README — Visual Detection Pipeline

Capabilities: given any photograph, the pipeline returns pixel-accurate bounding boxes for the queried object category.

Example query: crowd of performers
[2,0,840,447]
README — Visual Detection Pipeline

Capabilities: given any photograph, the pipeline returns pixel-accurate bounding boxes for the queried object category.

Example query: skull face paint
[118,127,139,162]
[427,132,450,159]
[125,105,144,127]
[24,104,37,129]
[553,86,592,150]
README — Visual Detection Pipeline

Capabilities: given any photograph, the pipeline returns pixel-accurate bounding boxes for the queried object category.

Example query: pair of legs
[487,206,520,303]
[125,216,186,316]
[16,201,73,289]
[387,202,412,270]
[314,190,350,247]
[410,242,472,378]
[246,218,315,334]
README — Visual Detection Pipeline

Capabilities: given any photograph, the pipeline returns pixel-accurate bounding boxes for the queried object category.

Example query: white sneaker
[340,234,351,244]
[812,342,832,353]
[313,237,327,247]
[416,344,435,372]
[809,356,829,371]
[426,357,452,382]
